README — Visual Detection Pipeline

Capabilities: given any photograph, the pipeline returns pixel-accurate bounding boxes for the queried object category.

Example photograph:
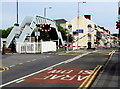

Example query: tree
[57,25,67,41]
[1,25,74,43]
[0,27,13,38]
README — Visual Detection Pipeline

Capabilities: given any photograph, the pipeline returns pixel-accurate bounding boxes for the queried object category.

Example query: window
[88,35,91,41]
[87,24,92,28]
[73,31,78,36]
[88,24,92,32]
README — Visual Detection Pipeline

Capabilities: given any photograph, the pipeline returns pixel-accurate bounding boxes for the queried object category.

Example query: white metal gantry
[6,15,65,48]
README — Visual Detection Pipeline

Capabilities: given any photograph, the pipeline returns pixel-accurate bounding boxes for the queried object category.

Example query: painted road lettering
[78,70,92,74]
[23,68,93,84]
[48,69,74,74]
[34,74,88,81]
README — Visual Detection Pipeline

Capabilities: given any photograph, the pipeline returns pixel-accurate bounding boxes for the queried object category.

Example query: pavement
[91,50,120,89]
[0,49,117,89]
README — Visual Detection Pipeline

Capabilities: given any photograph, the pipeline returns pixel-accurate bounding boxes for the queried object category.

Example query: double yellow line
[78,65,103,89]
[108,50,115,55]
[0,66,9,72]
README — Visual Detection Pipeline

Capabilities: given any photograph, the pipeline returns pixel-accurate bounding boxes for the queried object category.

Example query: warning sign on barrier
[23,68,93,84]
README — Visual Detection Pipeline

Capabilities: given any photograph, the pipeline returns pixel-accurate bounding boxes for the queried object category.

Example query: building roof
[54,19,67,22]
[54,19,67,26]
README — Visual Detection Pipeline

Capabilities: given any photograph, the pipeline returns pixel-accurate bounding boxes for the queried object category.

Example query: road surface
[0,49,116,89]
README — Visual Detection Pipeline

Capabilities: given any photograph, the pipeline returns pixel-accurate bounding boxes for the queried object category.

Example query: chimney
[84,15,91,20]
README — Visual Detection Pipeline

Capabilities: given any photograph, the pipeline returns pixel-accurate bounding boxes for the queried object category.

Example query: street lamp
[77,2,86,50]
[77,2,86,29]
[44,7,52,17]
[16,0,18,24]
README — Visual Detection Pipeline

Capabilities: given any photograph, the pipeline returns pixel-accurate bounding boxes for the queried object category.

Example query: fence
[16,41,56,53]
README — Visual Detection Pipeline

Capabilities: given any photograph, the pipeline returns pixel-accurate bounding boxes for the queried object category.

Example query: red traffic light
[116,21,120,29]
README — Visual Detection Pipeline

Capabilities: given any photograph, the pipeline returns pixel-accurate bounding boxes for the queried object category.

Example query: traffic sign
[35,32,40,36]
[76,29,84,33]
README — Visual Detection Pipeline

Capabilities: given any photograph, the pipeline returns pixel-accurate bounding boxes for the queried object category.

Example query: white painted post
[58,39,59,49]
[41,40,43,53]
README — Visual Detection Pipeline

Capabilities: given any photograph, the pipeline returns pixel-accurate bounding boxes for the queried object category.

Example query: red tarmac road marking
[23,68,93,84]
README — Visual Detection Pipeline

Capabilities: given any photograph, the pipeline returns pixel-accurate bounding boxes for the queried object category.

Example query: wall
[16,41,56,53]
[66,16,96,50]
[41,41,56,53]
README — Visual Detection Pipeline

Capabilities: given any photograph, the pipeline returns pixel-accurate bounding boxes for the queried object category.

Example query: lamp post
[16,0,18,24]
[44,7,52,17]
[77,2,86,29]
[76,2,86,50]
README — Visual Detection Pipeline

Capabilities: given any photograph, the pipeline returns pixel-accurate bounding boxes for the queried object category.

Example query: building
[96,26,111,48]
[55,15,113,50]
[66,15,97,50]
[65,15,112,50]
[54,19,67,28]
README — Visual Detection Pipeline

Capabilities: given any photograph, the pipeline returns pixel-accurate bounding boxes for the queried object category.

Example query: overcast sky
[0,0,119,34]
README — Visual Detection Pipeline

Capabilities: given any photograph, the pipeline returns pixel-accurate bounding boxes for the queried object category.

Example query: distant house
[65,14,112,50]
[65,15,97,49]
[54,19,67,28]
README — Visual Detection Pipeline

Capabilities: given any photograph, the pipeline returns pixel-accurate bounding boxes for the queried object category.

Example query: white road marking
[18,63,23,65]
[31,59,37,61]
[9,65,15,67]
[26,61,31,63]
[0,51,96,87]
[46,56,49,57]
[16,79,25,83]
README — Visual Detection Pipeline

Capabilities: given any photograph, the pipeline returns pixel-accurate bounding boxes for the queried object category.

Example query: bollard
[2,41,6,54]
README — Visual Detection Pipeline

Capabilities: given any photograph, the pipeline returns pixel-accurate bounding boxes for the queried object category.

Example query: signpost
[67,24,72,51]
[35,28,40,53]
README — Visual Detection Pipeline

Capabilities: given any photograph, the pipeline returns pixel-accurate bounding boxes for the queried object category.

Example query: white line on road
[0,51,97,87]
[16,80,25,83]
[47,56,49,57]
[26,61,31,63]
[31,59,37,61]
[9,65,15,67]
[18,63,23,65]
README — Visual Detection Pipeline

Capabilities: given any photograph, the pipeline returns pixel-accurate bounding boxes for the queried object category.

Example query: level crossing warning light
[116,21,120,29]
[36,24,51,31]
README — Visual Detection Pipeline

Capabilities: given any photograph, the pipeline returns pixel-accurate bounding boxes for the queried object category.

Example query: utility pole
[77,2,86,49]
[77,2,86,29]
[43,7,52,17]
[44,8,46,17]
[77,2,80,29]
[16,0,18,24]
